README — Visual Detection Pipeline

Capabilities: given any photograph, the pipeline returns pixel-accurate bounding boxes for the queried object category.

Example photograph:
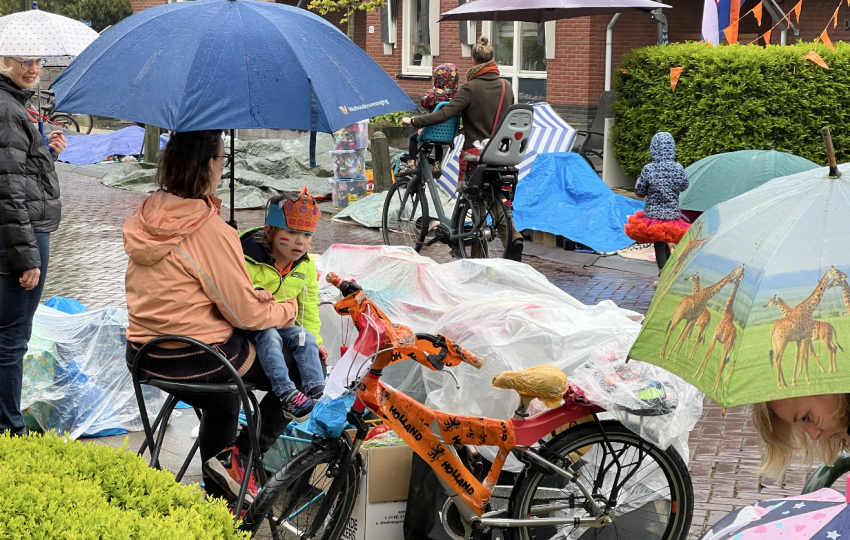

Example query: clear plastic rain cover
[316,245,701,456]
[22,305,165,439]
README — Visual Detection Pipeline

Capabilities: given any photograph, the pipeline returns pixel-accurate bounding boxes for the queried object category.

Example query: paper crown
[265,187,320,234]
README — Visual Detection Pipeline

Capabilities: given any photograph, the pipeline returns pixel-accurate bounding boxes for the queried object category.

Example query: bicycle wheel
[451,193,513,259]
[382,176,429,252]
[48,114,79,133]
[240,435,361,539]
[507,421,693,540]
[71,114,94,134]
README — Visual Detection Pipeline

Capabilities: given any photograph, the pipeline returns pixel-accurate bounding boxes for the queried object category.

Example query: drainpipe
[604,13,621,92]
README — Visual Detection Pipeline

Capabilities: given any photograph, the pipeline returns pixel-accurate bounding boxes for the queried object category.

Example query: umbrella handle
[822,126,841,179]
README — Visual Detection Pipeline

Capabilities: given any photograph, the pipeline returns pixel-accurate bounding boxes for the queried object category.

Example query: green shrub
[371,111,407,127]
[0,432,249,539]
[612,41,850,177]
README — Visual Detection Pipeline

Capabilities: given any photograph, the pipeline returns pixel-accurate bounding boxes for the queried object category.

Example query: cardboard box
[341,444,413,540]
[532,230,558,247]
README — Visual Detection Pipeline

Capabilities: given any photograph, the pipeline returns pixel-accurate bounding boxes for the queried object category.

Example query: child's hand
[254,289,274,302]
[318,344,329,365]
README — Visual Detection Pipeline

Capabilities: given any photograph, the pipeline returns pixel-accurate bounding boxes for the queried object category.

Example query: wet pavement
[47,172,823,538]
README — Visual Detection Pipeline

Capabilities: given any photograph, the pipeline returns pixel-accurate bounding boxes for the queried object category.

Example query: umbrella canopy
[628,164,850,409]
[440,0,671,22]
[0,8,98,61]
[680,150,820,212]
[52,0,415,133]
[698,487,850,539]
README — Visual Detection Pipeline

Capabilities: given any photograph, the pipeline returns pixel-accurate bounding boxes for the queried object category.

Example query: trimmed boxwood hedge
[0,432,249,539]
[612,41,850,177]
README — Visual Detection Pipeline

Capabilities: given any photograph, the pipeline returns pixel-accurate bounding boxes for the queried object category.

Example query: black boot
[506,238,524,262]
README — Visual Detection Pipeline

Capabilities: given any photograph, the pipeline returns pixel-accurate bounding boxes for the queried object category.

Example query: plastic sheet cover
[22,305,165,439]
[513,153,644,253]
[318,247,631,402]
[570,345,704,451]
[99,133,353,209]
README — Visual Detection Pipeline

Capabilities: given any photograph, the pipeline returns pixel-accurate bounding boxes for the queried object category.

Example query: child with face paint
[240,188,327,422]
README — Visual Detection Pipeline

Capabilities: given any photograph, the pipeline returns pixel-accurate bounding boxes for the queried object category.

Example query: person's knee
[259,327,284,347]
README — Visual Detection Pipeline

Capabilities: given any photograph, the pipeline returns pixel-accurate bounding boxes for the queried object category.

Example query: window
[490,21,548,104]
[402,0,440,75]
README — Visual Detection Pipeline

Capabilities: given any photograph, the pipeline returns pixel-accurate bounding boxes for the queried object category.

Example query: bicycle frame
[395,141,500,247]
[326,273,617,530]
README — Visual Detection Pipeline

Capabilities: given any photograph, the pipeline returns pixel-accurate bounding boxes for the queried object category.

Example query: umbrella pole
[822,126,841,179]
[228,129,237,229]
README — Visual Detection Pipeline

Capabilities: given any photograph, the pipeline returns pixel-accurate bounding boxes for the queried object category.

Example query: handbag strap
[491,79,506,137]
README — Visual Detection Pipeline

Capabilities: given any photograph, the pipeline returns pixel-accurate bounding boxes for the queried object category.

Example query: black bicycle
[381,104,534,259]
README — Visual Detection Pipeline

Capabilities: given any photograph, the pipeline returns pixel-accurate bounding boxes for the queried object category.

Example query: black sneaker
[282,389,315,422]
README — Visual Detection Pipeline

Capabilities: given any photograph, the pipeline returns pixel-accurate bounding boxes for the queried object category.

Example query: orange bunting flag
[753,2,763,25]
[822,30,835,50]
[723,25,739,45]
[620,68,628,74]
[794,0,802,23]
[763,28,772,45]
[834,7,840,28]
[670,67,683,92]
[805,50,830,69]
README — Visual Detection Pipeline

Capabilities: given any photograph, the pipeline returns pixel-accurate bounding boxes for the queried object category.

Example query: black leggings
[654,241,671,270]
[408,132,444,163]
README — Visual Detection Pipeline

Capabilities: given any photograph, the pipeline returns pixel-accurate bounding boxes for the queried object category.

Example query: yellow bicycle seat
[492,365,568,409]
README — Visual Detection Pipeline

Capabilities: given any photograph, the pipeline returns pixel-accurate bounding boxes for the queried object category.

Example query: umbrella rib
[54,2,201,103]
[721,189,823,403]
[250,2,328,132]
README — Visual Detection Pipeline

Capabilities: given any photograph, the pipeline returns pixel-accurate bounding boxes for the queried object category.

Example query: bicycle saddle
[492,365,568,409]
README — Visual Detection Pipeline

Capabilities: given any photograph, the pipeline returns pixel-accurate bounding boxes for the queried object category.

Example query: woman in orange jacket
[123,130,297,504]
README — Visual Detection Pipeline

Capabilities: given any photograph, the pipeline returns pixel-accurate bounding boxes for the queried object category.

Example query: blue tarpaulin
[60,126,168,166]
[514,153,644,253]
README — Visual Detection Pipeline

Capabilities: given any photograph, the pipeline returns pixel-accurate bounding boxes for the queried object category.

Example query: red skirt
[624,211,690,245]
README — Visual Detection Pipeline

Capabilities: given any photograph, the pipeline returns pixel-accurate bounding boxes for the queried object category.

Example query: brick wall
[366,0,482,106]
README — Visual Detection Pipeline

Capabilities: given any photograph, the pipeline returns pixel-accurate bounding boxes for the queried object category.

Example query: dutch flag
[703,0,745,45]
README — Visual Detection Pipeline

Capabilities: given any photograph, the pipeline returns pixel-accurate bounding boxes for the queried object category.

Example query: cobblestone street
[48,173,826,538]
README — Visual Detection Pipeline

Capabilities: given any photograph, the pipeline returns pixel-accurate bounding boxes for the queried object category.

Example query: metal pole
[228,129,236,229]
[604,13,621,92]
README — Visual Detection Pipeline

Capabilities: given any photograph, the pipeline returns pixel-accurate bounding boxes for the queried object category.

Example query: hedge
[612,41,850,177]
[0,432,249,539]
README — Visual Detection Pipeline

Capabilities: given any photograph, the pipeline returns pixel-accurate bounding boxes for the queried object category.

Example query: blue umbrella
[52,0,414,133]
[51,0,415,223]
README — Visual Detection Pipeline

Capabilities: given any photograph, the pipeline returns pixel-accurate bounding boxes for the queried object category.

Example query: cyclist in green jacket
[241,188,327,422]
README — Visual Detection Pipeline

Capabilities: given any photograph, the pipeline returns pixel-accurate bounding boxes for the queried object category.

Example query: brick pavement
[45,173,832,538]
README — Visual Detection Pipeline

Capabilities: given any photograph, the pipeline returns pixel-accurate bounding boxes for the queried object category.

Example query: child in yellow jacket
[242,188,327,422]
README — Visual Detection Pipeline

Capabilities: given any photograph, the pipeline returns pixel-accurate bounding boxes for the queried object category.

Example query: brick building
[128,0,850,129]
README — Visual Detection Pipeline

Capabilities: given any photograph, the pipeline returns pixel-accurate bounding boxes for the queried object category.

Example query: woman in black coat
[0,56,66,435]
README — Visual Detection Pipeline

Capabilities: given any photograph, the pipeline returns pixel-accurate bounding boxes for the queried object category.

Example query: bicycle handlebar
[325,272,484,370]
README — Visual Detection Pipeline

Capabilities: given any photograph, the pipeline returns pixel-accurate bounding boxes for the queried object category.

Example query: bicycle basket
[417,102,460,145]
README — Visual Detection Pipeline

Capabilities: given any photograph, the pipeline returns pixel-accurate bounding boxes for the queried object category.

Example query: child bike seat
[491,365,568,409]
[417,101,460,145]
[479,104,534,167]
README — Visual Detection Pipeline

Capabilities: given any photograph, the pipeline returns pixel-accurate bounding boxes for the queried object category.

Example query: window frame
[484,20,554,103]
[401,0,441,76]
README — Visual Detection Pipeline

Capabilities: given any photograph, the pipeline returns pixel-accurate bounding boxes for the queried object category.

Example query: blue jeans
[0,233,50,435]
[254,326,325,398]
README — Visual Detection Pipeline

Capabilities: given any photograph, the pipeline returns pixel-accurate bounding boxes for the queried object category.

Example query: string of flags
[672,0,842,91]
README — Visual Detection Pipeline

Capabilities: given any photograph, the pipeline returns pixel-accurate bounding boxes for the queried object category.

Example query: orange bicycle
[239,274,694,539]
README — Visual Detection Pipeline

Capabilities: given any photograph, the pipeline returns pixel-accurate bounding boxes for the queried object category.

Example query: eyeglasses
[10,58,48,70]
[215,154,232,168]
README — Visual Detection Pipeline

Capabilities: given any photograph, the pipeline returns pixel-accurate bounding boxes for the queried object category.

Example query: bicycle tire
[72,114,94,135]
[240,435,361,539]
[451,192,513,259]
[381,176,429,252]
[48,113,79,133]
[507,421,693,540]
